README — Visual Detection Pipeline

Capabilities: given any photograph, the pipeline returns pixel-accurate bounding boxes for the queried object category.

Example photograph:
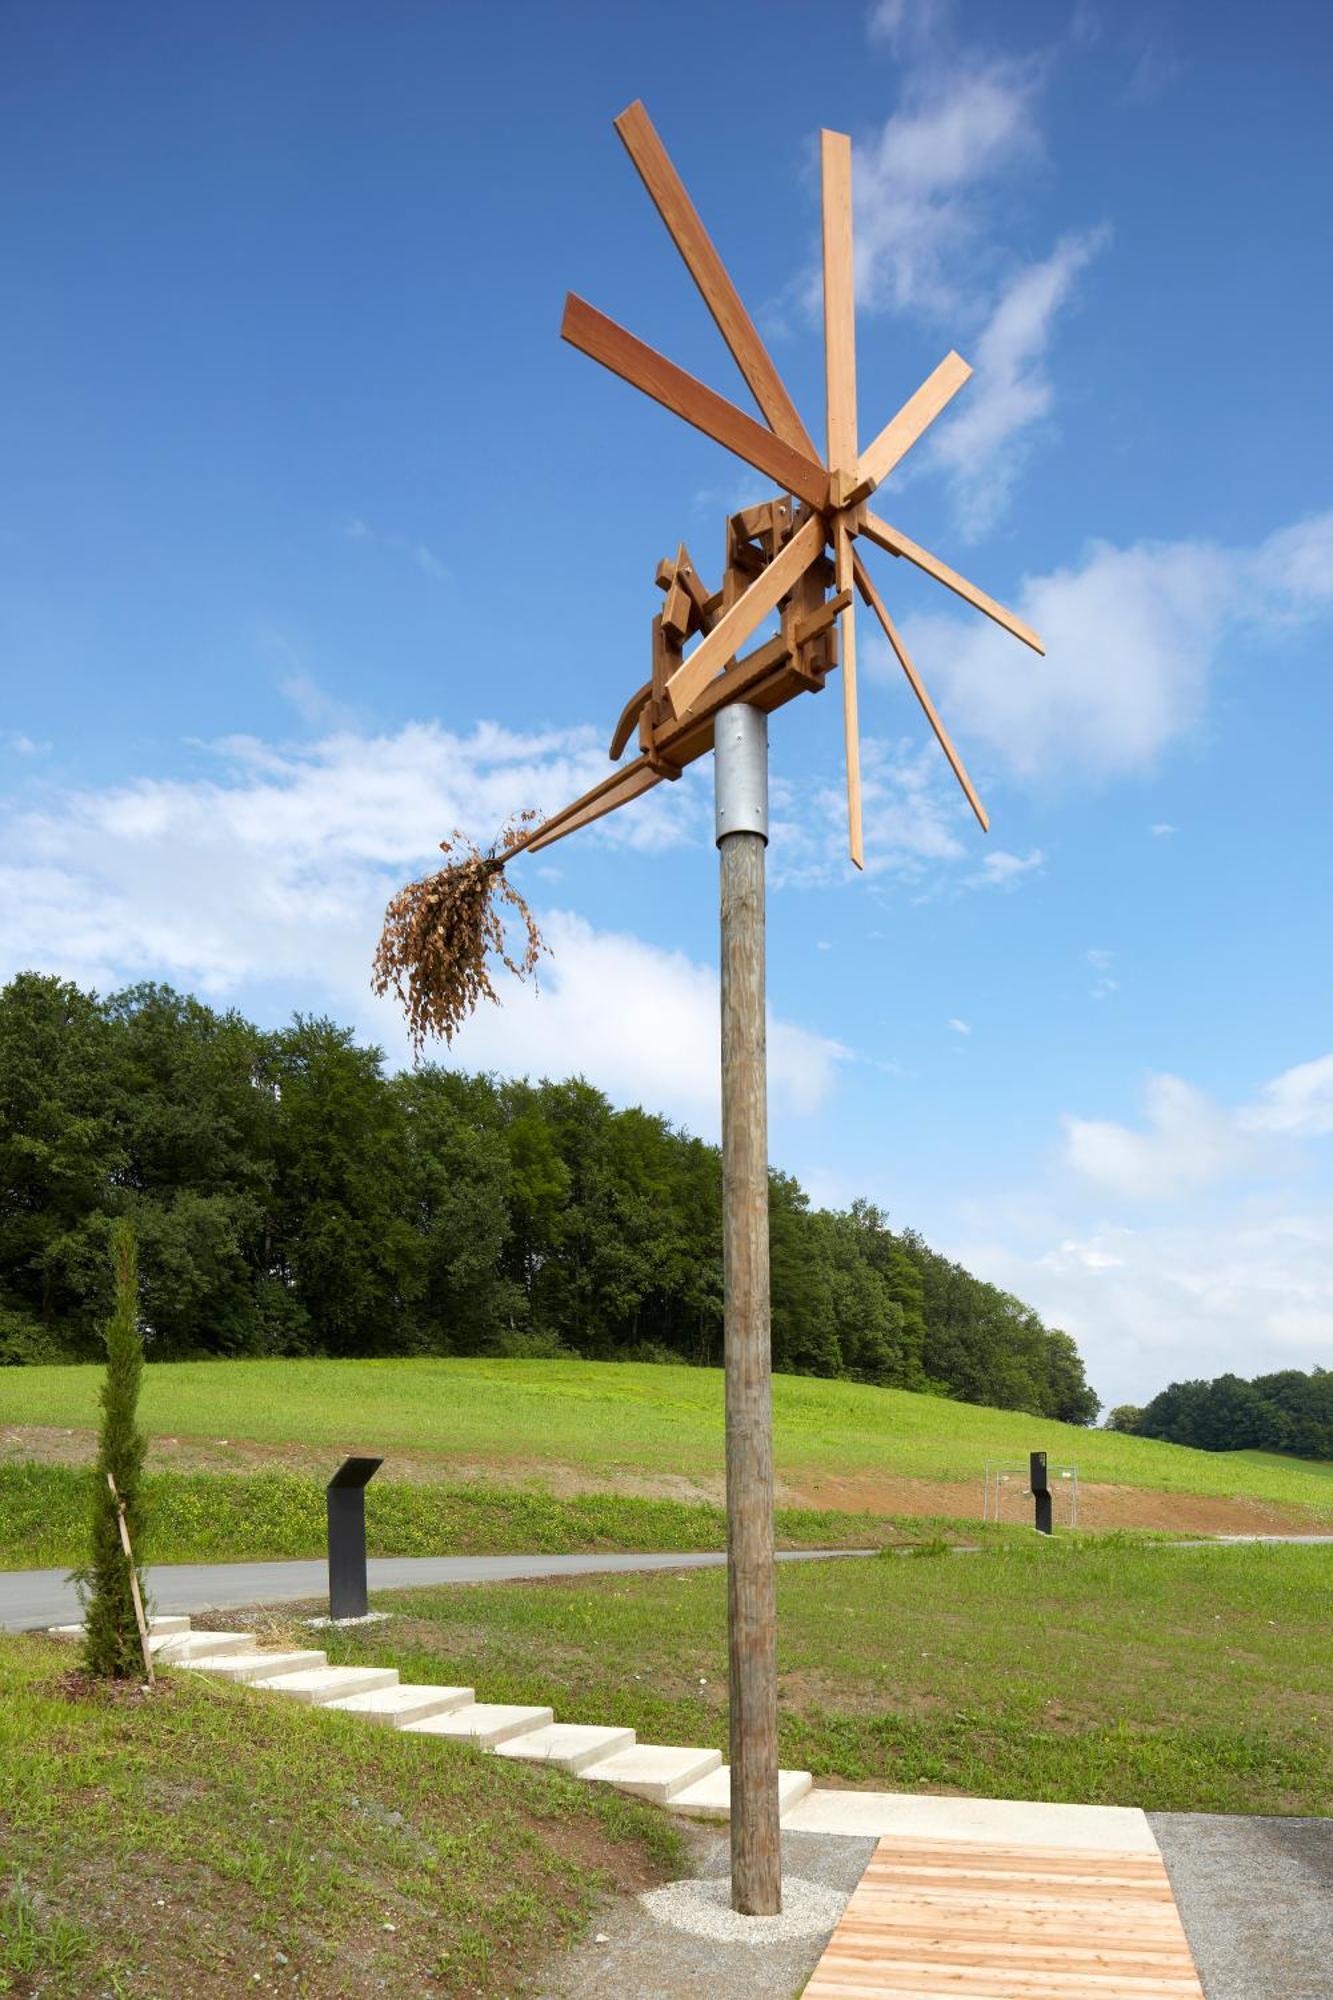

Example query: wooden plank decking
[803,1833,1205,1998]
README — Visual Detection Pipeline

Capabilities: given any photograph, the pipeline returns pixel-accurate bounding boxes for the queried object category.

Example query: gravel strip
[638,1873,848,1944]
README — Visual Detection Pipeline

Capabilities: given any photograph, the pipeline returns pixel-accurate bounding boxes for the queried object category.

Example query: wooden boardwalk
[803,1832,1205,1998]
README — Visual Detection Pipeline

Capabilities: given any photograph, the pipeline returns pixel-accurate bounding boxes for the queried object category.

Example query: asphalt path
[1,1547,873,1632]
[1151,1813,1333,2000]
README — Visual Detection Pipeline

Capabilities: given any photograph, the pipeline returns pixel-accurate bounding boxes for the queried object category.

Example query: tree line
[0,972,1100,1421]
[1107,1368,1332,1461]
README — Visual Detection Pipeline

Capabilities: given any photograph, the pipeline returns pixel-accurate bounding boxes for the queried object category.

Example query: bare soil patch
[7,1423,1324,1535]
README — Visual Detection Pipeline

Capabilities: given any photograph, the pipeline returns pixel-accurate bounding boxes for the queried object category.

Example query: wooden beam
[614,100,821,460]
[562,295,829,511]
[665,512,826,718]
[821,131,857,479]
[854,551,988,832]
[609,678,652,761]
[525,756,664,854]
[860,509,1045,654]
[853,352,972,499]
[834,521,864,871]
[792,586,852,649]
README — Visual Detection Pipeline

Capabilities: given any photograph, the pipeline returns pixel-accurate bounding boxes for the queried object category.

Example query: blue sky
[4,0,1332,1407]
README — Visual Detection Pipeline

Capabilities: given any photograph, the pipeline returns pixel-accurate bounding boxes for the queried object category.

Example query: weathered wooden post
[715,701,781,1915]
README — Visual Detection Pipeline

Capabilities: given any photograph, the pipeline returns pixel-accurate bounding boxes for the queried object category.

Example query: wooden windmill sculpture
[381,101,1043,1918]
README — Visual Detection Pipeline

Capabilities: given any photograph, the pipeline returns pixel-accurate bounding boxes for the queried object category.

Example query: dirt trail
[6,1423,1327,1536]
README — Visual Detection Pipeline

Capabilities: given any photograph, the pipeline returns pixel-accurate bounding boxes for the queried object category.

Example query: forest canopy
[1118,1368,1332,1462]
[0,972,1099,1422]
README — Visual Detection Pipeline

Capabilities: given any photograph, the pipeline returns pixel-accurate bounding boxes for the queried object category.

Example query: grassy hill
[8,1355,1331,1523]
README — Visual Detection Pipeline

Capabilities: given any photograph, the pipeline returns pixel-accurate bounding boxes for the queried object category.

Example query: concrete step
[669,1764,814,1821]
[179,1648,328,1684]
[251,1665,400,1706]
[402,1701,554,1748]
[580,1743,723,1803]
[322,1682,476,1728]
[493,1723,635,1775]
[47,1614,192,1641]
[152,1630,251,1662]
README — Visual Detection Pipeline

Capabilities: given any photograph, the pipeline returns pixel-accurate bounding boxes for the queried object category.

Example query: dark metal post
[326,1456,383,1620]
[1030,1450,1052,1536]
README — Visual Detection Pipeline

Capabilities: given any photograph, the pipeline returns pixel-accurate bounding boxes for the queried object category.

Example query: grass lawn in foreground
[312,1540,1333,1819]
[8,1356,1332,1520]
[0,1632,680,1999]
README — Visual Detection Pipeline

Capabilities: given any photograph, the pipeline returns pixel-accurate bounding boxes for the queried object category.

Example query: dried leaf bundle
[372,813,546,1053]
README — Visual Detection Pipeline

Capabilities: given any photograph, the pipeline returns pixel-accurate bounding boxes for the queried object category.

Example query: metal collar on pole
[714,702,769,847]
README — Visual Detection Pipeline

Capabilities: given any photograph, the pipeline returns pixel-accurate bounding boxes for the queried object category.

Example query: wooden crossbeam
[853,352,972,500]
[853,552,988,831]
[665,512,826,718]
[562,295,830,511]
[614,100,821,460]
[860,510,1045,654]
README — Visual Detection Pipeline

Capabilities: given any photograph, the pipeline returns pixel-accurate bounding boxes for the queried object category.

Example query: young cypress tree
[80,1219,148,1678]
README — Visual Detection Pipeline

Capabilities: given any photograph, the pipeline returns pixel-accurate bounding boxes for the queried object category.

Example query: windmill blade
[614,101,820,461]
[526,756,665,855]
[821,130,858,476]
[665,512,826,719]
[562,295,829,511]
[854,352,972,500]
[860,510,1044,655]
[821,130,863,870]
[853,552,989,833]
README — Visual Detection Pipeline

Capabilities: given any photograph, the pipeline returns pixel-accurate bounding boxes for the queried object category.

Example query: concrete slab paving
[321,1682,474,1726]
[1151,1812,1333,2000]
[669,1764,812,1821]
[537,1826,875,2000]
[493,1722,635,1774]
[783,1785,1159,1853]
[151,1630,251,1661]
[403,1700,554,1747]
[581,1744,723,1804]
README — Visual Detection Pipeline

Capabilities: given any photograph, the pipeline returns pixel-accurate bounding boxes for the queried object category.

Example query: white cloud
[841,7,1108,531]
[1063,1050,1333,1203]
[969,847,1044,889]
[0,720,842,1129]
[1240,1055,1333,1139]
[904,509,1333,783]
[948,1016,971,1036]
[1149,822,1177,838]
[929,229,1110,536]
[959,1204,1333,1406]
[1064,1074,1249,1202]
[341,517,450,583]
[1085,947,1118,1000]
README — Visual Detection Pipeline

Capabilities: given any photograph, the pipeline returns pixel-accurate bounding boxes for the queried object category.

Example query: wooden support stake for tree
[714,701,781,1916]
[106,1471,154,1687]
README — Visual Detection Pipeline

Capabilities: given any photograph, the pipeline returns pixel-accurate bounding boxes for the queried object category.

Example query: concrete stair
[44,1611,790,1824]
[322,1683,475,1727]
[178,1647,329,1683]
[669,1763,813,1820]
[580,1743,723,1803]
[403,1701,554,1747]
[492,1722,635,1774]
[250,1664,400,1706]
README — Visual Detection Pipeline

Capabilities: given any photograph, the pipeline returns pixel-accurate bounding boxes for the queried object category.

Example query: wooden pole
[715,702,781,1916]
[107,1472,155,1687]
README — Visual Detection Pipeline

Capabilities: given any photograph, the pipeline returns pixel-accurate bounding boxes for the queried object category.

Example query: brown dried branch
[372,812,547,1054]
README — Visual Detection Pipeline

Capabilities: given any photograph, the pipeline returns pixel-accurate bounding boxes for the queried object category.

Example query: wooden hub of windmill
[520,100,1045,870]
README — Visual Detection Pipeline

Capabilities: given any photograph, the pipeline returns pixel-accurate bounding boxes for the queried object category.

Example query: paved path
[1,1546,871,1631]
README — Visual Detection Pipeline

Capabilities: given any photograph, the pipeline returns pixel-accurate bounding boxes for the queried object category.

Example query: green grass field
[0,1632,679,1998]
[315,1540,1333,1819]
[8,1356,1332,1517]
[0,1461,923,1570]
